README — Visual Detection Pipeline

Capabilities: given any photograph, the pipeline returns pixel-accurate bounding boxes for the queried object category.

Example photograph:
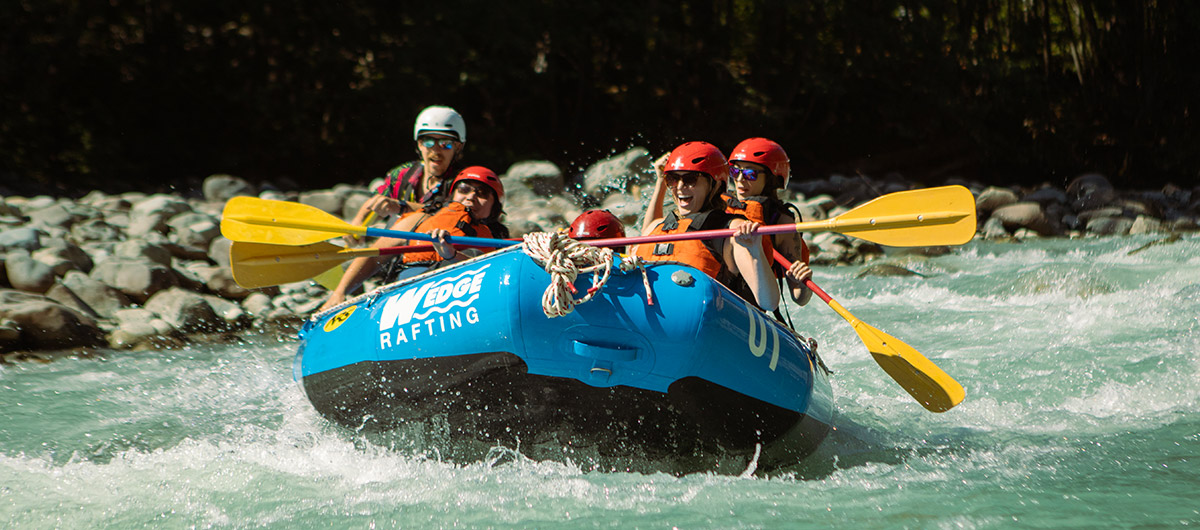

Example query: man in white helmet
[349,105,469,229]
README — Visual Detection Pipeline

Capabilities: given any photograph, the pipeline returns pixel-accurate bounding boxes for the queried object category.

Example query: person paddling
[348,105,469,231]
[632,142,780,311]
[726,138,813,306]
[320,166,508,311]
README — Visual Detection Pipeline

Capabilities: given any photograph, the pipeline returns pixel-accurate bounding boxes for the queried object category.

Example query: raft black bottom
[301,352,830,472]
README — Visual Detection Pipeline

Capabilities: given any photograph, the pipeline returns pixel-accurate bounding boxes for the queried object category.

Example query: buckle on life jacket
[653,243,674,256]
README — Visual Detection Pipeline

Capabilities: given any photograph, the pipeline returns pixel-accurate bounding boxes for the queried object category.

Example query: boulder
[166,211,221,251]
[299,190,344,216]
[113,240,173,267]
[0,227,44,252]
[991,202,1058,236]
[33,242,93,275]
[975,186,1019,214]
[202,174,257,203]
[581,147,653,196]
[60,270,131,319]
[131,194,192,221]
[1129,215,1166,235]
[1066,173,1116,211]
[208,236,233,269]
[144,287,224,333]
[1022,186,1068,206]
[4,250,56,293]
[27,203,81,229]
[70,218,124,242]
[506,161,564,197]
[90,259,177,303]
[981,216,1009,239]
[44,282,101,319]
[0,294,105,350]
[1085,216,1134,236]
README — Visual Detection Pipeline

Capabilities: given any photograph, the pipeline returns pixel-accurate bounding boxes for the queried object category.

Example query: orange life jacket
[399,202,494,265]
[636,208,754,283]
[724,194,810,265]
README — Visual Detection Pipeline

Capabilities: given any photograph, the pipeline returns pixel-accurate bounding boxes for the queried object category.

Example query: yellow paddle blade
[221,197,366,245]
[311,263,346,290]
[827,299,965,412]
[229,240,378,288]
[800,185,976,247]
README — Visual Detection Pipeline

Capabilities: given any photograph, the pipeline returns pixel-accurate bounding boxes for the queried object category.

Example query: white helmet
[412,105,466,143]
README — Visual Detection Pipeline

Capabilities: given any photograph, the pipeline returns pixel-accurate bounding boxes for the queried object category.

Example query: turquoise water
[3,236,1198,528]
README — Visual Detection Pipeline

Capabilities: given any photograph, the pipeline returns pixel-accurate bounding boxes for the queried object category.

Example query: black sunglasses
[663,171,707,187]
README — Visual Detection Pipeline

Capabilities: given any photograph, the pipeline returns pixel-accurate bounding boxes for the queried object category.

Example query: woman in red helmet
[726,138,813,306]
[633,142,780,311]
[319,166,508,311]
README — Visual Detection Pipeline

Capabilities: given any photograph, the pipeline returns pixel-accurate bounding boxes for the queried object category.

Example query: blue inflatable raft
[296,246,834,471]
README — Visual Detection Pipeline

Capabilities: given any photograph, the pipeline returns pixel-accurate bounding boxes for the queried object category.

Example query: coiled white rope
[521,231,653,318]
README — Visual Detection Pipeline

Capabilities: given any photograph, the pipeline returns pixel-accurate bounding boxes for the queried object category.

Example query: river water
[2,235,1198,528]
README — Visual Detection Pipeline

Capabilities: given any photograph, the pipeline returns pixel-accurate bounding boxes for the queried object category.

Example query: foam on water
[3,236,1200,527]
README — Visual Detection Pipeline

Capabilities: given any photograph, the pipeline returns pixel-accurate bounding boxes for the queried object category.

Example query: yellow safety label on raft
[323,306,356,332]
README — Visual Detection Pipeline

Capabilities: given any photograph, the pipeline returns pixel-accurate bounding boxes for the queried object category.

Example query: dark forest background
[2,0,1198,197]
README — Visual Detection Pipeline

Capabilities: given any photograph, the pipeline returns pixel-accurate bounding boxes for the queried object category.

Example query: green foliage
[1,0,1196,194]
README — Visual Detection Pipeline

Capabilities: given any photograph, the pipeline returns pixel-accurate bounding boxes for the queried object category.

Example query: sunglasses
[454,181,492,199]
[419,137,457,150]
[729,167,765,182]
[663,171,706,187]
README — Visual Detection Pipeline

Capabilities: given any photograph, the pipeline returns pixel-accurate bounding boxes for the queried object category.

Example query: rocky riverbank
[3,148,1198,358]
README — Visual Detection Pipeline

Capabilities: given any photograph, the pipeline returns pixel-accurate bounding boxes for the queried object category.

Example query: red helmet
[568,210,626,240]
[664,141,728,182]
[451,166,504,202]
[729,138,790,188]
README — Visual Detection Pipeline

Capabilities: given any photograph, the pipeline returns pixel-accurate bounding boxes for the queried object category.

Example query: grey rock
[1066,173,1116,211]
[70,218,124,242]
[166,211,221,251]
[0,227,44,252]
[131,194,192,220]
[126,211,170,237]
[582,147,653,196]
[60,270,131,319]
[506,161,564,197]
[1022,186,1068,206]
[4,250,56,293]
[44,282,100,318]
[202,174,257,203]
[90,259,177,303]
[341,191,372,221]
[1129,215,1166,235]
[982,216,1009,239]
[1085,216,1134,236]
[0,294,105,350]
[144,287,224,333]
[240,292,274,315]
[27,203,81,229]
[113,240,173,267]
[599,193,644,225]
[208,236,233,269]
[299,190,343,215]
[991,202,1058,236]
[975,186,1019,214]
[33,242,92,275]
[201,294,251,330]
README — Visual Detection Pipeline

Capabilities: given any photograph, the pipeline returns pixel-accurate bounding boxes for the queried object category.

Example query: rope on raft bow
[521,231,653,318]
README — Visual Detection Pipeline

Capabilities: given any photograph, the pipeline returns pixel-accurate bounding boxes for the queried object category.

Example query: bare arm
[318,214,421,311]
[729,219,781,312]
[772,212,813,305]
[640,153,670,234]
